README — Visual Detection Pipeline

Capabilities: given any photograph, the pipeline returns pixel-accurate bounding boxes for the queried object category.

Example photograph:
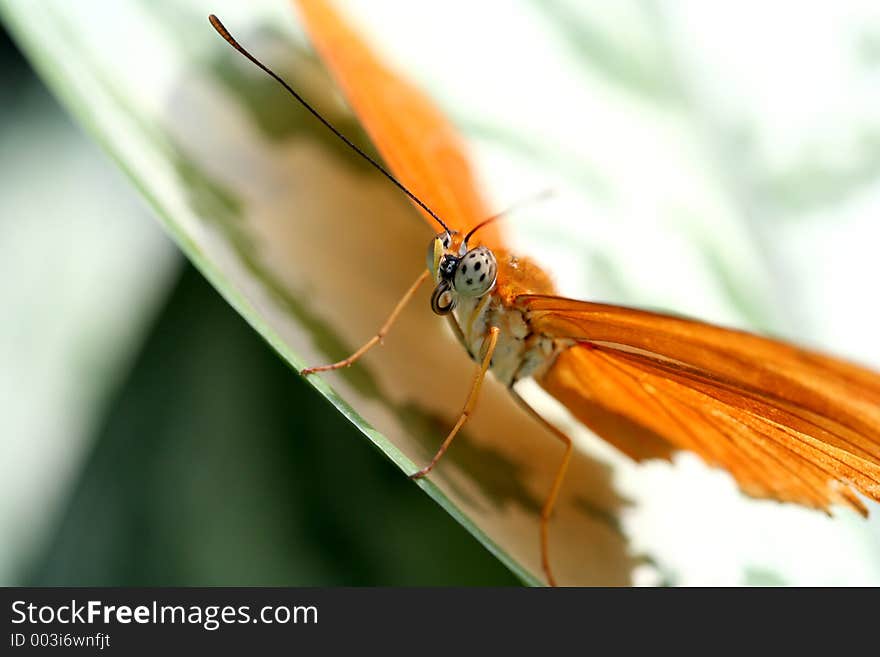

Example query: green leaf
[27,263,521,586]
[1,0,639,586]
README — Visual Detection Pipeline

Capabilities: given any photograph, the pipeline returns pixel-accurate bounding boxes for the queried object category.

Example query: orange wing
[522,295,880,514]
[293,0,501,246]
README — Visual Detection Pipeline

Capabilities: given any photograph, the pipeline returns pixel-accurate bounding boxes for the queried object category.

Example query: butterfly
[210,1,880,586]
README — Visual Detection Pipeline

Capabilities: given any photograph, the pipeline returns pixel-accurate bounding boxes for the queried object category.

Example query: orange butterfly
[211,1,880,586]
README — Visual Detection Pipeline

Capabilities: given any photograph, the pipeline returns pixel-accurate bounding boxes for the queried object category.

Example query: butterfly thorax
[490,248,556,303]
[452,249,564,386]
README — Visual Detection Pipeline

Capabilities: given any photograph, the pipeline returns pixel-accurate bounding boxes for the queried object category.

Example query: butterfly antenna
[463,188,555,246]
[208,14,451,234]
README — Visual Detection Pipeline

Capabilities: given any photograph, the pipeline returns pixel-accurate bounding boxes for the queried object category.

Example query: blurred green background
[0,25,518,586]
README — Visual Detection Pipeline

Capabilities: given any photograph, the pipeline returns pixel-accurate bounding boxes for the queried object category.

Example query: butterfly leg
[301,270,430,375]
[410,326,500,479]
[508,388,572,587]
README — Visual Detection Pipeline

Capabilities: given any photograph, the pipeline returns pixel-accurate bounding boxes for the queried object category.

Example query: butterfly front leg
[410,325,500,479]
[300,270,430,375]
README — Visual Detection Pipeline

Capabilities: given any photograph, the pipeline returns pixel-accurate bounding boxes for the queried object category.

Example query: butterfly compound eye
[453,246,497,297]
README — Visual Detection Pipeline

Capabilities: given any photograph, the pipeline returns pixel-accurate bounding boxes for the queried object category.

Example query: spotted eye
[453,246,497,297]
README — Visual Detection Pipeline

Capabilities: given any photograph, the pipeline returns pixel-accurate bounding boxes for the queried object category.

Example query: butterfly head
[426,231,498,315]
